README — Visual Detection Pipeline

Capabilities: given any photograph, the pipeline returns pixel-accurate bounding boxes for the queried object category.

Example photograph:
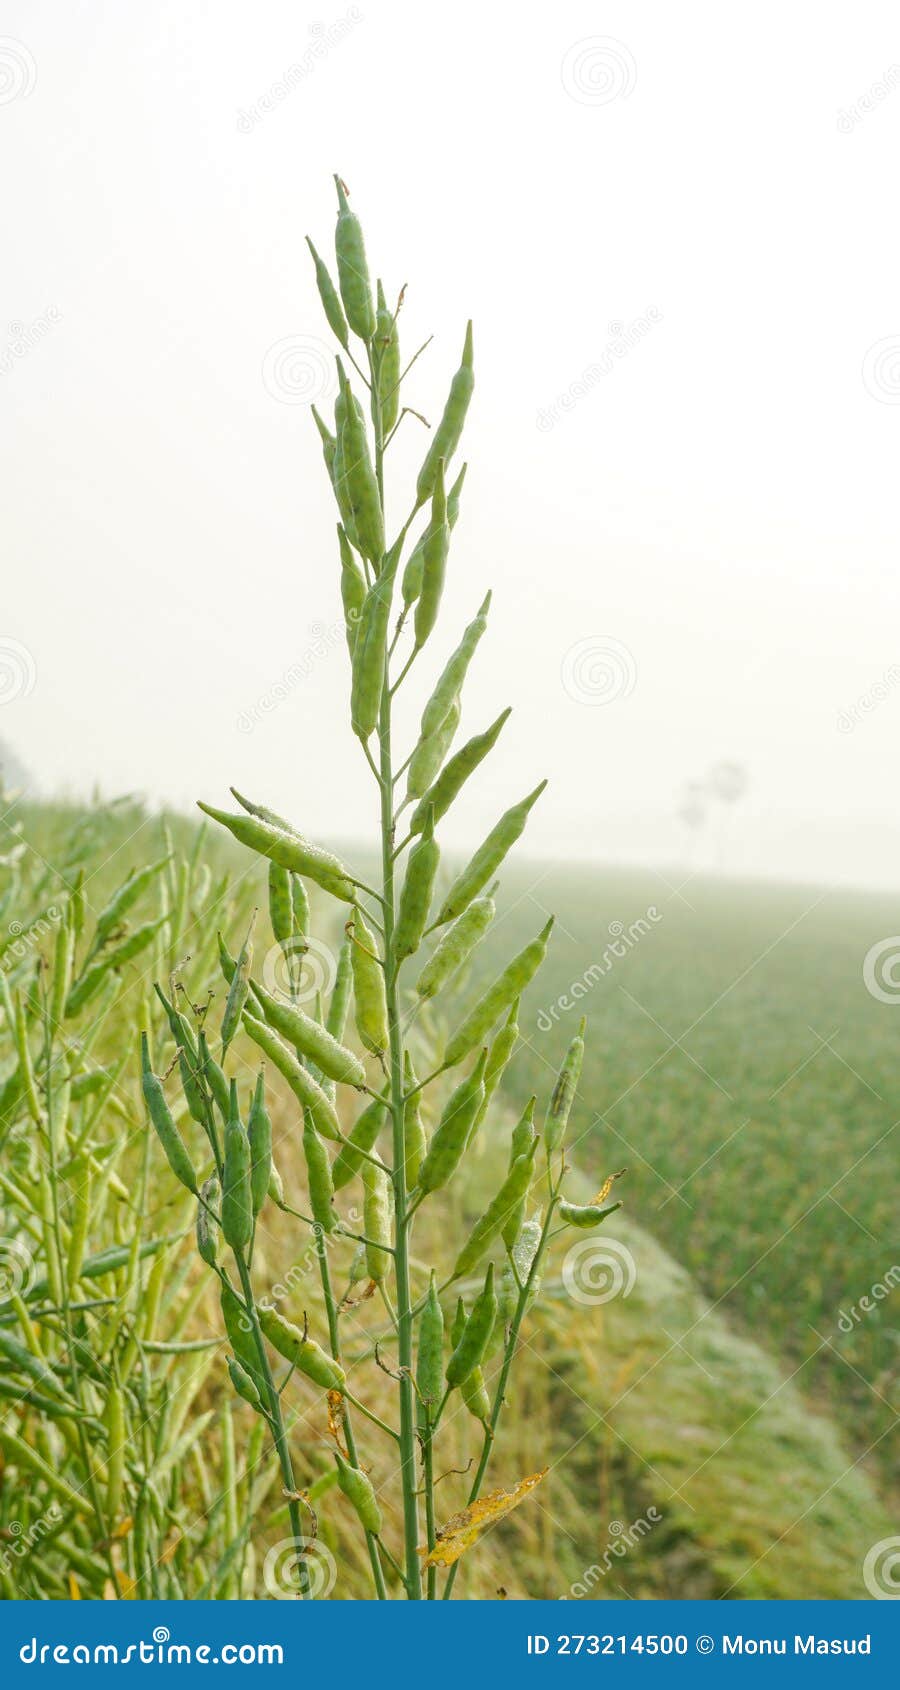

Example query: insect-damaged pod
[241,1010,343,1143]
[140,1033,197,1194]
[451,1136,538,1281]
[444,920,554,1068]
[414,885,497,1001]
[415,1271,444,1419]
[247,1070,272,1219]
[303,1111,337,1235]
[334,175,375,342]
[363,1158,392,1283]
[197,799,356,903]
[416,321,474,507]
[331,1097,386,1191]
[544,1016,586,1153]
[222,1080,253,1252]
[251,979,367,1089]
[394,809,440,962]
[349,907,388,1059]
[259,1308,346,1392]
[305,235,349,349]
[335,1450,382,1535]
[437,782,547,926]
[413,460,450,651]
[372,279,400,437]
[414,1049,487,1196]
[446,1263,497,1388]
[410,709,510,838]
[401,464,467,609]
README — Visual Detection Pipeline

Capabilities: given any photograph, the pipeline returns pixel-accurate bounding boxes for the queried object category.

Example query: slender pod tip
[577,1016,587,1036]
[334,174,350,211]
[462,320,474,366]
[478,590,492,616]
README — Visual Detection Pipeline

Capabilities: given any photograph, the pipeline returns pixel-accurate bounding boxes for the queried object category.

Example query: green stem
[315,1233,387,1599]
[233,1251,309,1596]
[372,350,422,1601]
[423,1422,437,1599]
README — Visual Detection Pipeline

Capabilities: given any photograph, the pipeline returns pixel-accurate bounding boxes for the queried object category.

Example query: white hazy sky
[3,0,900,889]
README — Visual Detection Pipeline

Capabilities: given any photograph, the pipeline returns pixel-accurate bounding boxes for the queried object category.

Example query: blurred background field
[0,793,895,1600]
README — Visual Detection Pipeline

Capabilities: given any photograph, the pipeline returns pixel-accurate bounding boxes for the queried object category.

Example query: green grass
[470,862,898,1496]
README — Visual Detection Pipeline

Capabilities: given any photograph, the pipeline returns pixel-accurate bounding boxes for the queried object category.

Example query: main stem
[372,381,422,1599]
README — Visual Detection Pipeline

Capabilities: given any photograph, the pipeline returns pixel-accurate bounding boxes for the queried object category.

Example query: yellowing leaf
[593,1167,626,1206]
[418,1469,548,1567]
[112,1516,133,1540]
[67,1573,81,1599]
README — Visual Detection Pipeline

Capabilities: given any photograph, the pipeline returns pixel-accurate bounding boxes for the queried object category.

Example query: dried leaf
[418,1468,548,1567]
[327,1390,348,1456]
[593,1168,626,1206]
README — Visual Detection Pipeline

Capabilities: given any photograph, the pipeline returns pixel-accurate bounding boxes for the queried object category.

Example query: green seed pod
[105,1385,126,1523]
[469,996,519,1142]
[66,915,168,1016]
[337,360,384,564]
[303,1112,336,1234]
[415,886,496,1001]
[372,279,400,436]
[403,1050,427,1190]
[197,799,356,903]
[444,919,553,1068]
[220,1282,263,1385]
[199,1031,230,1119]
[217,931,236,986]
[338,524,367,657]
[415,1050,487,1196]
[545,1017,586,1152]
[242,1010,343,1142]
[416,320,474,506]
[311,404,337,482]
[416,1270,444,1417]
[50,918,74,1027]
[331,1098,386,1191]
[252,979,367,1088]
[259,1307,345,1392]
[140,1033,197,1194]
[290,875,310,947]
[460,1366,491,1423]
[305,235,349,348]
[247,1070,272,1218]
[331,398,361,549]
[452,1139,538,1280]
[222,1080,253,1251]
[268,862,293,949]
[410,708,510,835]
[363,1158,392,1283]
[335,1450,382,1534]
[153,982,197,1058]
[92,853,171,951]
[65,1158,91,1295]
[268,1162,285,1207]
[437,781,547,926]
[227,1357,264,1411]
[406,696,460,800]
[394,810,440,961]
[196,1176,220,1267]
[402,463,467,608]
[501,1099,537,1251]
[350,908,388,1058]
[413,460,449,650]
[512,1215,543,1285]
[446,1263,496,1387]
[419,593,491,743]
[326,936,353,1043]
[221,913,255,1051]
[348,1240,368,1286]
[334,175,375,341]
[559,1199,622,1229]
[350,538,401,740]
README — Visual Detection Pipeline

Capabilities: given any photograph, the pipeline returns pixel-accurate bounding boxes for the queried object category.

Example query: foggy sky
[4,0,900,889]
